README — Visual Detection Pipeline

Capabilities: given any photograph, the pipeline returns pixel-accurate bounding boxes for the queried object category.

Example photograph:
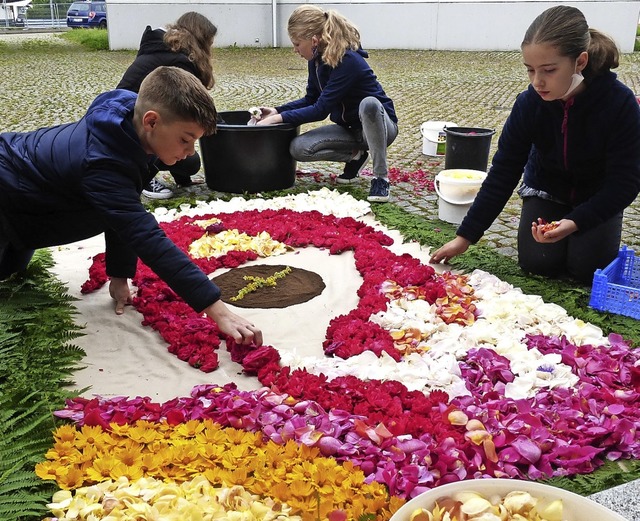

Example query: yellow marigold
[56,466,86,490]
[74,425,109,449]
[224,427,264,447]
[174,419,206,439]
[195,422,229,445]
[297,443,322,461]
[288,461,317,484]
[156,463,190,482]
[168,442,202,469]
[85,455,128,483]
[261,443,296,470]
[115,445,143,467]
[40,421,401,520]
[75,444,99,467]
[139,452,164,473]
[198,442,227,463]
[35,460,68,482]
[46,441,81,461]
[202,466,225,487]
[53,424,78,443]
[124,423,165,444]
[288,479,316,498]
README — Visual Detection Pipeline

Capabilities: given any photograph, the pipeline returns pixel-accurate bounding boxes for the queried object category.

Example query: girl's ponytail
[584,28,619,78]
[287,5,361,68]
[322,10,361,67]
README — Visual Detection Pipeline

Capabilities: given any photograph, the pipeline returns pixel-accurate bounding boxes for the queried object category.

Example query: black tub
[200,111,300,193]
[444,127,495,172]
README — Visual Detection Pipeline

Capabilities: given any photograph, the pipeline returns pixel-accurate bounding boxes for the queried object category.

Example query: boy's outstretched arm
[204,300,263,346]
[109,277,262,346]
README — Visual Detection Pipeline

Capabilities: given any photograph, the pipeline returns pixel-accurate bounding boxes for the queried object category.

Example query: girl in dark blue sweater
[256,5,398,203]
[430,5,640,283]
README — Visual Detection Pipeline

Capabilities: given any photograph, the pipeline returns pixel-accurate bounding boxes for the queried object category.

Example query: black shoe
[142,178,174,199]
[337,151,369,184]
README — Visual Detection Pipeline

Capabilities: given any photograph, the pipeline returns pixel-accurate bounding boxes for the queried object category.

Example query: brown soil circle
[212,264,325,308]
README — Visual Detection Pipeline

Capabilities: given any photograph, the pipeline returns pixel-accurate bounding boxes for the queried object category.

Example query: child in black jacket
[430,5,640,283]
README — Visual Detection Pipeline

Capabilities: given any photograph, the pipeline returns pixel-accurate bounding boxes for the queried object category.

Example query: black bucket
[444,127,495,172]
[200,111,300,193]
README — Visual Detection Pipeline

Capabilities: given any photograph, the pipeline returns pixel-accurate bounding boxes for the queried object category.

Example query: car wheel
[99,20,107,29]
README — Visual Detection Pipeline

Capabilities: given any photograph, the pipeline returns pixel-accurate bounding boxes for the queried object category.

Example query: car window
[69,2,90,13]
[94,4,106,13]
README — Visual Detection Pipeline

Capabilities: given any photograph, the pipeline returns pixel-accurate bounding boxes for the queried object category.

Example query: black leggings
[154,152,201,186]
[517,196,622,284]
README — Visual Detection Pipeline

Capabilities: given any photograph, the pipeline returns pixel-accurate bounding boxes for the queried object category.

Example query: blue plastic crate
[589,246,640,320]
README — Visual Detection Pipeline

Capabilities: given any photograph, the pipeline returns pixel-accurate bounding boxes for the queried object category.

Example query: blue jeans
[517,196,622,283]
[289,96,398,177]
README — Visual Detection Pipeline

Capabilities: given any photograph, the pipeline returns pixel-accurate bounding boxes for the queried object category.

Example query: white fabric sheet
[50,214,440,402]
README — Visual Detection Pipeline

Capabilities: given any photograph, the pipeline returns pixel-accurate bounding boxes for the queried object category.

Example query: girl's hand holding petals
[531,218,577,243]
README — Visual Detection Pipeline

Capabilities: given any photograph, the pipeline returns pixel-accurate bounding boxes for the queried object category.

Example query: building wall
[105,0,640,53]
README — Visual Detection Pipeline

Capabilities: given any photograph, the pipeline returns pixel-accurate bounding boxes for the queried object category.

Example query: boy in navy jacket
[0,66,262,346]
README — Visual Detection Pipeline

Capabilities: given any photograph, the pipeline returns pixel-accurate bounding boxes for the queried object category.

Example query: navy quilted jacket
[276,48,397,129]
[457,71,640,243]
[0,89,220,312]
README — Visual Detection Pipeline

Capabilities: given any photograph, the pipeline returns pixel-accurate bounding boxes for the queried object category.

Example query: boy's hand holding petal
[109,277,133,315]
[205,300,263,346]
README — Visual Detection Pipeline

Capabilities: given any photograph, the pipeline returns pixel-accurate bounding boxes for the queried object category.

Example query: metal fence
[2,2,73,30]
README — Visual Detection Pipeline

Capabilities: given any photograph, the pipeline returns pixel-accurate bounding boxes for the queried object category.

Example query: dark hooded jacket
[117,26,201,92]
[0,89,220,312]
[457,71,640,244]
[276,48,397,129]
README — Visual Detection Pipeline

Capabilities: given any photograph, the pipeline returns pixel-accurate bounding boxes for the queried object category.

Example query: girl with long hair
[431,5,640,283]
[257,5,398,203]
[118,11,217,199]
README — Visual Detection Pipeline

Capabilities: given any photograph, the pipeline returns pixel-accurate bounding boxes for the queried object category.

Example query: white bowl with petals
[389,478,626,521]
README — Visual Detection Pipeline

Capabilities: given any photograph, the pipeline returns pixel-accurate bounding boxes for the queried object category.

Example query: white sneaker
[142,178,174,200]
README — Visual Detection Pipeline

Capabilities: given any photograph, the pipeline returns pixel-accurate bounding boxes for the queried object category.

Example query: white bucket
[420,120,457,156]
[434,169,487,224]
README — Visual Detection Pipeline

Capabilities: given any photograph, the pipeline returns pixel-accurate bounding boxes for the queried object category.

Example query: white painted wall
[106,1,640,53]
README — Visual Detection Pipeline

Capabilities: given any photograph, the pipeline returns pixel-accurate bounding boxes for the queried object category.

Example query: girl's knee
[289,137,307,160]
[359,97,383,119]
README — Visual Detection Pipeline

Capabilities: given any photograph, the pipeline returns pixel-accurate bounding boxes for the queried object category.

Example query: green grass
[60,28,109,51]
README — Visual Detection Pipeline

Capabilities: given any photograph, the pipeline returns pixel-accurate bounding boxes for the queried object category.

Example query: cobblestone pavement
[1,33,639,258]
